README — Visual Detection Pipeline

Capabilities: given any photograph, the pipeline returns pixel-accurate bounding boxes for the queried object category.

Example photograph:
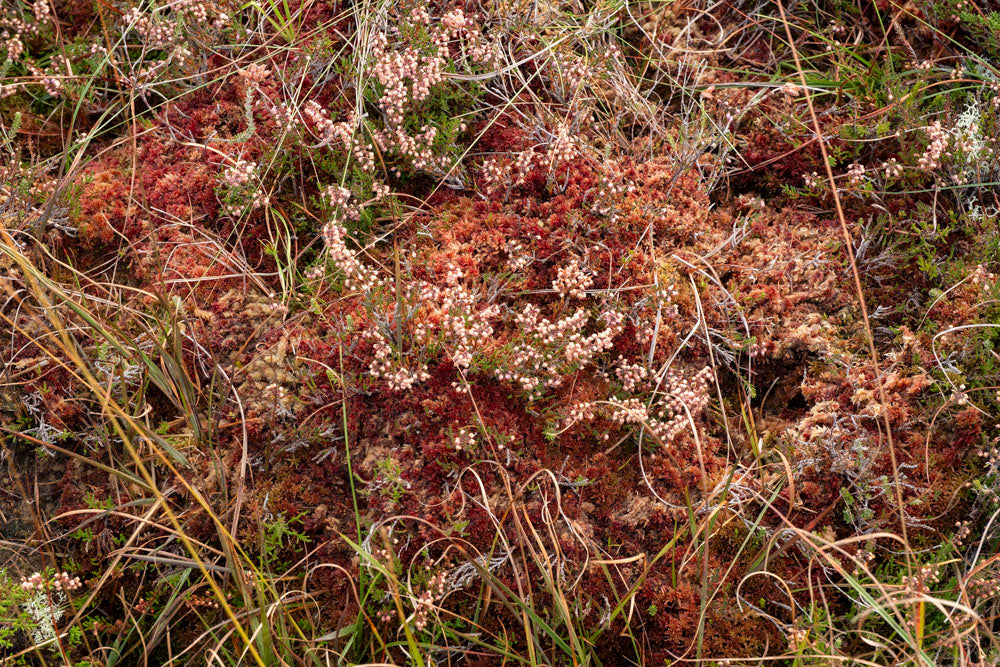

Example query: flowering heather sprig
[222,157,256,188]
[615,357,649,393]
[365,11,493,175]
[372,181,391,200]
[411,570,447,632]
[121,7,173,47]
[568,366,714,446]
[411,5,431,24]
[415,272,501,370]
[970,264,996,288]
[3,35,24,60]
[506,241,533,271]
[21,571,81,592]
[372,32,444,127]
[479,156,507,194]
[787,627,811,650]
[918,120,948,170]
[264,99,298,129]
[591,162,634,218]
[781,82,802,98]
[321,219,383,292]
[901,564,940,595]
[452,427,476,451]
[32,0,51,23]
[325,185,360,220]
[846,163,866,187]
[953,520,972,546]
[972,437,1000,506]
[367,331,430,391]
[374,124,450,173]
[547,123,578,167]
[513,150,537,185]
[0,8,44,62]
[547,50,591,96]
[882,158,902,179]
[497,306,623,396]
[172,43,192,66]
[301,103,376,171]
[853,549,876,575]
[565,401,597,425]
[174,0,209,23]
[360,267,502,392]
[969,574,1000,598]
[552,259,593,299]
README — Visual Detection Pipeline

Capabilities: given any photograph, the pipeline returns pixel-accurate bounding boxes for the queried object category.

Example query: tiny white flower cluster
[122,7,174,47]
[787,627,811,649]
[969,572,1000,598]
[615,357,649,393]
[121,0,226,47]
[881,158,902,179]
[452,427,476,451]
[513,150,537,186]
[550,51,591,96]
[1,7,44,62]
[918,120,948,170]
[37,64,64,96]
[552,259,592,299]
[566,366,714,447]
[367,274,501,393]
[325,184,359,220]
[845,162,866,187]
[565,401,597,424]
[220,156,271,214]
[975,436,1000,506]
[369,29,451,174]
[364,8,496,176]
[970,264,996,288]
[32,0,51,24]
[373,35,444,127]
[321,220,383,292]
[263,383,295,418]
[174,0,209,23]
[411,570,447,631]
[3,35,23,60]
[223,157,256,188]
[781,82,802,98]
[591,163,635,220]
[415,270,501,370]
[506,241,533,271]
[481,120,590,195]
[303,103,376,171]
[547,123,578,167]
[374,123,446,172]
[367,331,430,392]
[612,366,713,445]
[901,564,940,595]
[238,62,271,83]
[479,156,508,193]
[323,211,507,391]
[497,305,623,397]
[20,571,81,592]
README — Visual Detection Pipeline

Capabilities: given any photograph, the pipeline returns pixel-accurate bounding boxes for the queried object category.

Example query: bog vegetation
[1,0,1000,664]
